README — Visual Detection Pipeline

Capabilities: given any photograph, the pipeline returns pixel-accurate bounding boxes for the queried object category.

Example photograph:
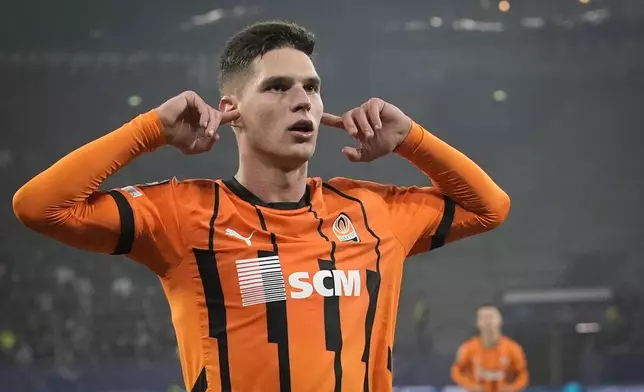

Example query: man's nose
[289,86,312,112]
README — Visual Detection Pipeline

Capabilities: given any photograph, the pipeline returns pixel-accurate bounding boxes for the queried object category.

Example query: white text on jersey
[288,270,361,299]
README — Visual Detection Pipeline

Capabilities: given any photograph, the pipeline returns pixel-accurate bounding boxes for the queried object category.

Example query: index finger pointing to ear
[206,107,218,137]
[366,100,383,130]
[220,109,240,124]
[186,92,211,128]
[320,113,345,129]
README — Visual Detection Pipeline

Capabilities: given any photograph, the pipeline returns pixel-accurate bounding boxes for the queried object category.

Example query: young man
[13,21,510,392]
[451,306,528,392]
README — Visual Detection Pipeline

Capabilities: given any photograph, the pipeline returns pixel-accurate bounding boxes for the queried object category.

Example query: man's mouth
[288,120,314,133]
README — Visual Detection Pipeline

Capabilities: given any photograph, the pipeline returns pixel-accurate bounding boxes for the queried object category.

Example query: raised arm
[394,120,510,244]
[13,91,238,274]
[12,111,165,253]
[321,97,510,255]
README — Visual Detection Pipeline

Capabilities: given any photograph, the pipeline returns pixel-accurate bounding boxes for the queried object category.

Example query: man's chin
[271,145,315,170]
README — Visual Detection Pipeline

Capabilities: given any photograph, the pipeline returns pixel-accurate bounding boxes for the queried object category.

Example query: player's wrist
[135,110,168,151]
[393,120,424,157]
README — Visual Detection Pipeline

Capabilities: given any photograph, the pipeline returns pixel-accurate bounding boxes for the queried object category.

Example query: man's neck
[235,158,309,204]
[481,332,501,348]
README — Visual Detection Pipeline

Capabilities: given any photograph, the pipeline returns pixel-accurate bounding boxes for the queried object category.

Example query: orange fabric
[395,122,511,254]
[451,336,529,392]
[13,112,510,392]
[11,111,170,272]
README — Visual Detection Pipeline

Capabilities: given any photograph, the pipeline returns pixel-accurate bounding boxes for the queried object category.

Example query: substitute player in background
[451,305,529,392]
[13,21,510,392]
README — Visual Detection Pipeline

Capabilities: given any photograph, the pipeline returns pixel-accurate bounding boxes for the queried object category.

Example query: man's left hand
[321,98,412,162]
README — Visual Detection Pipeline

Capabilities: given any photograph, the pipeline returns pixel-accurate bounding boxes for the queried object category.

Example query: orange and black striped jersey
[111,175,457,392]
[451,336,529,392]
[13,111,510,392]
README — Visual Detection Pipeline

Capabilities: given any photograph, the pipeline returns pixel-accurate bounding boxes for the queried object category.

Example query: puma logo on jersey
[289,270,361,299]
[332,213,360,243]
[225,228,256,246]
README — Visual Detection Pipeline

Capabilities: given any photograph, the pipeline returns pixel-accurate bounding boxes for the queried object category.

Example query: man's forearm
[451,365,478,391]
[508,370,528,392]
[13,111,164,226]
[395,122,510,225]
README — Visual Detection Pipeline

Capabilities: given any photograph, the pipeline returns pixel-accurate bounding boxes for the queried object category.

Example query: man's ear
[219,95,237,112]
[220,95,240,128]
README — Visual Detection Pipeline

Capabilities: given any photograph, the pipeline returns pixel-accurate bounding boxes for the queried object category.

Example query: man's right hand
[154,91,239,155]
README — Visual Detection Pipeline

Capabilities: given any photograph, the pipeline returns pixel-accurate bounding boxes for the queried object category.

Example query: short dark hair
[218,21,316,94]
[477,303,501,312]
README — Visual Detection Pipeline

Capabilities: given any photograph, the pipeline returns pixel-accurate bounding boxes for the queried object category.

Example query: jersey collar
[223,177,311,210]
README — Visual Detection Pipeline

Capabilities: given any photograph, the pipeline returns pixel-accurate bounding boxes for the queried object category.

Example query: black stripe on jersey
[319,257,343,392]
[193,183,232,391]
[308,204,330,242]
[194,248,231,391]
[191,366,208,392]
[107,190,135,255]
[255,208,291,392]
[430,196,456,250]
[208,182,221,251]
[309,205,343,392]
[387,346,392,372]
[362,269,381,392]
[322,183,382,392]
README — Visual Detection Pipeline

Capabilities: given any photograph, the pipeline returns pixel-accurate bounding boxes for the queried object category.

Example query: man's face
[477,306,502,335]
[227,47,323,170]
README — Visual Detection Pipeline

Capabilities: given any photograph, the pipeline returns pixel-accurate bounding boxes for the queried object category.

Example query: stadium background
[1,0,644,391]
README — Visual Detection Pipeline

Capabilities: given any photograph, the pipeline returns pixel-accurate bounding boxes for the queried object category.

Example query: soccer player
[451,305,528,392]
[13,21,510,392]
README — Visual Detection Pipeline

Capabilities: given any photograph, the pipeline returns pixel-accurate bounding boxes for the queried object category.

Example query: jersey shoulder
[459,336,480,352]
[322,177,398,211]
[324,176,398,199]
[326,176,389,190]
[121,177,223,214]
[176,177,222,192]
[125,176,218,196]
[456,337,479,360]
[501,336,523,351]
[325,176,436,197]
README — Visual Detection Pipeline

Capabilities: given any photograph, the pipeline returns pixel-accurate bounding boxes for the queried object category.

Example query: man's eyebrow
[259,76,321,88]
[260,76,292,86]
[303,76,321,86]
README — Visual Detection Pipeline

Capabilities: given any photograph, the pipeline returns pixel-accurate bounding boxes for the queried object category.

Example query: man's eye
[266,84,288,92]
[304,84,319,93]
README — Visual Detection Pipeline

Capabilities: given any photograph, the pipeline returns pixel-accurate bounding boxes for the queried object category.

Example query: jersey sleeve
[364,182,450,255]
[350,180,488,256]
[390,122,511,256]
[507,342,529,391]
[108,179,185,276]
[11,111,182,275]
[451,342,477,390]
